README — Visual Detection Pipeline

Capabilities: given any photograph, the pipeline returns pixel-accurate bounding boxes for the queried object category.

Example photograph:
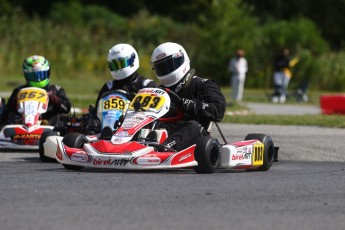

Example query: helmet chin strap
[173,68,195,93]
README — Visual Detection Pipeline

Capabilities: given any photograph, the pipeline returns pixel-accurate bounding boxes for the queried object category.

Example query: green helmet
[23,55,50,88]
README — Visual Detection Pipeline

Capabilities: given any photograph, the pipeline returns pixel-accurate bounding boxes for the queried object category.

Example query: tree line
[1,0,345,91]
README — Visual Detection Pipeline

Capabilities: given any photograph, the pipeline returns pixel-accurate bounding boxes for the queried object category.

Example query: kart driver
[151,42,226,151]
[87,43,157,133]
[0,55,71,127]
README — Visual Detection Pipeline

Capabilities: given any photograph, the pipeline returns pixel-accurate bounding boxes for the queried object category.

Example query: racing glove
[180,98,203,116]
[166,89,202,116]
[49,94,60,107]
[86,117,101,134]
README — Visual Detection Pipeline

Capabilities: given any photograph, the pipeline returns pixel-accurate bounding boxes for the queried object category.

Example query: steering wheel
[158,88,184,123]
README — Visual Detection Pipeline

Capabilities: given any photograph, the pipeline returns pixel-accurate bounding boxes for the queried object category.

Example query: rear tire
[193,136,220,174]
[62,133,87,170]
[39,131,59,162]
[244,133,275,171]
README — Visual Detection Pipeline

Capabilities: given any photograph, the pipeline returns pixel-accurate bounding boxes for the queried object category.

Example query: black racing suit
[0,84,71,126]
[161,69,226,151]
[88,72,157,133]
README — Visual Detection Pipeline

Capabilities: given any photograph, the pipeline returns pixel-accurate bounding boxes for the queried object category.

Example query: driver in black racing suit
[0,55,71,127]
[87,43,157,133]
[151,42,226,151]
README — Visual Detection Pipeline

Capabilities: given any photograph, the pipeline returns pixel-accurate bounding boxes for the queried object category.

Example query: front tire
[244,133,275,171]
[39,131,59,162]
[193,136,220,174]
[62,133,87,170]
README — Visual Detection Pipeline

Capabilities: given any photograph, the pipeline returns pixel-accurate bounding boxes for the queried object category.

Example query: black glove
[180,98,202,116]
[86,117,101,134]
[49,95,60,106]
[166,88,202,116]
[127,92,136,101]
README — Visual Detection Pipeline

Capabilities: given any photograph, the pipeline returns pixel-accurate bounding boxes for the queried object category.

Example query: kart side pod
[219,136,277,171]
[220,143,259,169]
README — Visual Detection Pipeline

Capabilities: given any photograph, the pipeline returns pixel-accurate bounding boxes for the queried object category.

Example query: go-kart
[0,87,54,150]
[51,88,278,173]
[39,89,130,161]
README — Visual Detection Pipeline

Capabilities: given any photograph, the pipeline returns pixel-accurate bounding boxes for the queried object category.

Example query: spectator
[228,49,248,102]
[272,48,299,103]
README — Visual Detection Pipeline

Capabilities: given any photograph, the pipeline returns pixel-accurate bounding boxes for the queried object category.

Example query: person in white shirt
[228,49,248,102]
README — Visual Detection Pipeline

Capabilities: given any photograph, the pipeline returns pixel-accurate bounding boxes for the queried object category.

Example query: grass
[1,75,344,128]
[221,87,345,128]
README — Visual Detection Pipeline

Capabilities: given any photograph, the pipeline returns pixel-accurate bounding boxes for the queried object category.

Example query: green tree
[197,0,257,85]
[243,0,345,50]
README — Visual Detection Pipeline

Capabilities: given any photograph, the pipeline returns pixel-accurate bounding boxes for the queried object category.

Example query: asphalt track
[0,123,344,230]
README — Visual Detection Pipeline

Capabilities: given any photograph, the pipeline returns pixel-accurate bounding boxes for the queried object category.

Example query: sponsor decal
[156,53,166,60]
[232,153,244,161]
[13,134,40,140]
[179,153,192,162]
[175,72,191,92]
[136,157,161,165]
[11,133,41,145]
[127,115,145,121]
[232,148,251,161]
[111,159,129,166]
[93,159,111,165]
[93,158,129,166]
[116,131,129,137]
[71,151,89,163]
[138,88,165,95]
[246,146,252,153]
[112,137,121,143]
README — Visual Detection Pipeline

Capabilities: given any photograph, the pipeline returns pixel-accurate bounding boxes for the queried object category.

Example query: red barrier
[320,94,345,114]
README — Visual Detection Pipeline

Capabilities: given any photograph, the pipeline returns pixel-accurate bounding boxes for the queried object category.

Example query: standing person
[228,49,248,102]
[272,48,299,103]
[0,55,71,126]
[87,43,157,133]
[151,42,226,151]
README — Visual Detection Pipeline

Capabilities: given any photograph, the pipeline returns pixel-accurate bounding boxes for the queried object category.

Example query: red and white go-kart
[45,88,279,173]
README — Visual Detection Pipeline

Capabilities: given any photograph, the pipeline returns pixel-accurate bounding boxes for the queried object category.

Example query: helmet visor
[152,54,184,77]
[28,78,49,88]
[24,71,49,82]
[108,53,136,71]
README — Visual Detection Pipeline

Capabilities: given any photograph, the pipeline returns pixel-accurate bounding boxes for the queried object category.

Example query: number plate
[252,142,264,166]
[17,88,48,104]
[129,93,166,112]
[102,97,127,111]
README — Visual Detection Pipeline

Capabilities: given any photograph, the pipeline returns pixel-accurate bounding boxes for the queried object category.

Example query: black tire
[193,136,220,174]
[61,133,87,170]
[39,131,59,162]
[244,133,275,171]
